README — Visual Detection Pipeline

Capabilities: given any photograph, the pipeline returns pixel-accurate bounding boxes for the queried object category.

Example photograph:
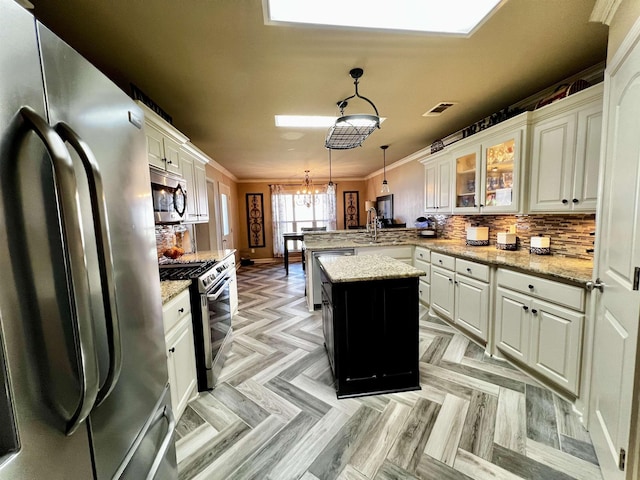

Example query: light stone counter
[159,248,236,265]
[158,249,236,304]
[160,280,191,304]
[318,254,426,283]
[305,236,593,286]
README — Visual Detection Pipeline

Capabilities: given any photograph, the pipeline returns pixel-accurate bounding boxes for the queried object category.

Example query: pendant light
[325,68,381,150]
[381,145,390,193]
[326,148,336,195]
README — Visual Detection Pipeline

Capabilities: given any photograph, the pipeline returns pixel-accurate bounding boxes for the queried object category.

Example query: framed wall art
[343,191,360,228]
[246,193,265,248]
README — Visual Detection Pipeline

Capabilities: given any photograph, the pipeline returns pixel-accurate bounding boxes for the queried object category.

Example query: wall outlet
[251,248,255,253]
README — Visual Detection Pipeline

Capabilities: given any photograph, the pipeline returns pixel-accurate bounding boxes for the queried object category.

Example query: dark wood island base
[319,255,423,399]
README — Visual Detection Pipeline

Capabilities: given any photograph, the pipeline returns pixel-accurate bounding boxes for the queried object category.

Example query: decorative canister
[496,232,517,250]
[530,236,551,255]
[466,227,489,246]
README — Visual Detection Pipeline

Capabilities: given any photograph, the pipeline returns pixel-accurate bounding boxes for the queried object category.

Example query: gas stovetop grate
[159,260,218,281]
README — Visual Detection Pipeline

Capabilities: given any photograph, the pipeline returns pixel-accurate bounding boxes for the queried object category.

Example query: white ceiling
[28,0,608,182]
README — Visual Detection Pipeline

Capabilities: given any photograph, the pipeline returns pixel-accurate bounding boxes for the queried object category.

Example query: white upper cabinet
[529,84,603,213]
[138,101,189,177]
[422,151,452,213]
[180,142,210,223]
[452,114,528,214]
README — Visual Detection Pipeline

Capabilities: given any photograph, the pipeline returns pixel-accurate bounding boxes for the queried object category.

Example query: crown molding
[590,0,623,25]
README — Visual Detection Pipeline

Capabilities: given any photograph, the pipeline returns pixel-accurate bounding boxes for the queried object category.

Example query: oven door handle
[207,276,232,302]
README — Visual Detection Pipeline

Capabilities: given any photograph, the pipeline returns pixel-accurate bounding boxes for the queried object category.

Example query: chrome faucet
[366,207,378,242]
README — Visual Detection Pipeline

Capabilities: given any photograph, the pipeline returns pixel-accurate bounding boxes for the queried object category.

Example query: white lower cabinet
[430,253,490,344]
[455,274,490,342]
[163,289,198,420]
[413,246,431,306]
[495,269,585,395]
[430,265,455,321]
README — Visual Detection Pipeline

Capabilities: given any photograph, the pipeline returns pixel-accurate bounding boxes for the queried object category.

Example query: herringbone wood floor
[175,261,603,480]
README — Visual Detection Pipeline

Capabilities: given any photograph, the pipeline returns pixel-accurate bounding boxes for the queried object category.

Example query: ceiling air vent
[423,101,457,117]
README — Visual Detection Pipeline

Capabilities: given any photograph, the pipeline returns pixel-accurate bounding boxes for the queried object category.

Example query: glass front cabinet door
[482,130,521,214]
[452,128,523,214]
[453,146,481,213]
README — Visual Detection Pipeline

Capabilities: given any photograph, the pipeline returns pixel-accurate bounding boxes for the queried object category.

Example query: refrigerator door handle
[55,121,122,406]
[18,107,100,435]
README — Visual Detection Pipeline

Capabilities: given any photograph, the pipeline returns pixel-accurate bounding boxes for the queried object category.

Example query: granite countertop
[158,249,236,304]
[159,248,236,265]
[160,280,191,304]
[305,237,593,286]
[318,254,426,283]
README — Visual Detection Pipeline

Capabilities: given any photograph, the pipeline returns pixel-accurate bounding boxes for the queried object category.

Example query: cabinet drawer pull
[449,278,453,283]
[562,199,568,204]
[454,280,458,285]
[439,259,443,264]
[178,307,184,313]
[466,268,472,273]
[522,306,529,311]
[572,198,579,203]
[528,284,534,290]
[168,347,175,353]
[531,309,538,314]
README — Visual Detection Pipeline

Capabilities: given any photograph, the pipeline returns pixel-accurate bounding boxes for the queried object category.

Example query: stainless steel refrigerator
[0,1,177,478]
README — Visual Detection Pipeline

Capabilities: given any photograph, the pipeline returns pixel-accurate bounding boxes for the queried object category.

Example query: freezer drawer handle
[18,107,100,435]
[55,122,122,407]
[112,398,176,480]
[146,405,176,480]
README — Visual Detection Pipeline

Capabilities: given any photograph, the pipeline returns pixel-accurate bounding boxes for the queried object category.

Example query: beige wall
[365,160,425,227]
[607,0,640,60]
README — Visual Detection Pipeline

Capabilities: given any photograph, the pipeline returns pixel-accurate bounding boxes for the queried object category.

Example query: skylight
[275,115,337,128]
[275,115,386,128]
[264,0,505,35]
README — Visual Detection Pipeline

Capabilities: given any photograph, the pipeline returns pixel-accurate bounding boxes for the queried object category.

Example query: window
[270,186,336,256]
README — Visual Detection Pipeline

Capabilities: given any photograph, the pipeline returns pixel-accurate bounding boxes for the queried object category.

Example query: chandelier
[295,170,320,207]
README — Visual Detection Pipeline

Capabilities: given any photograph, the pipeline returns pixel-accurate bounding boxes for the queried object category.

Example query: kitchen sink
[351,239,383,244]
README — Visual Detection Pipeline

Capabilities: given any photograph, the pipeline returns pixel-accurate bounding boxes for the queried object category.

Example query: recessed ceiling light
[264,0,505,35]
[275,115,386,128]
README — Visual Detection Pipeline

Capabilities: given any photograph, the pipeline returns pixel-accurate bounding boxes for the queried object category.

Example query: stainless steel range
[159,256,235,391]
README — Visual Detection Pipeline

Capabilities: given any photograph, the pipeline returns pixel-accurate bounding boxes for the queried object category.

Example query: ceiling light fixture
[275,115,337,127]
[296,170,319,207]
[326,149,336,195]
[325,68,380,150]
[265,0,504,36]
[381,145,390,193]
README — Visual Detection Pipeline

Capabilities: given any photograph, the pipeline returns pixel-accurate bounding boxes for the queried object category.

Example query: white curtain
[271,184,287,257]
[270,184,336,257]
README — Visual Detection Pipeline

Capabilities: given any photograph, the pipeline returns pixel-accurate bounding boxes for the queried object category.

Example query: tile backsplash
[155,224,193,259]
[432,214,596,260]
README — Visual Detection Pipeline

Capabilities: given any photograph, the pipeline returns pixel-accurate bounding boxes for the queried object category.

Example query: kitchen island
[318,254,425,398]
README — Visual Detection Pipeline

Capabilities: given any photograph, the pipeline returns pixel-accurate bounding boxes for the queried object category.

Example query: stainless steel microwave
[149,167,187,223]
